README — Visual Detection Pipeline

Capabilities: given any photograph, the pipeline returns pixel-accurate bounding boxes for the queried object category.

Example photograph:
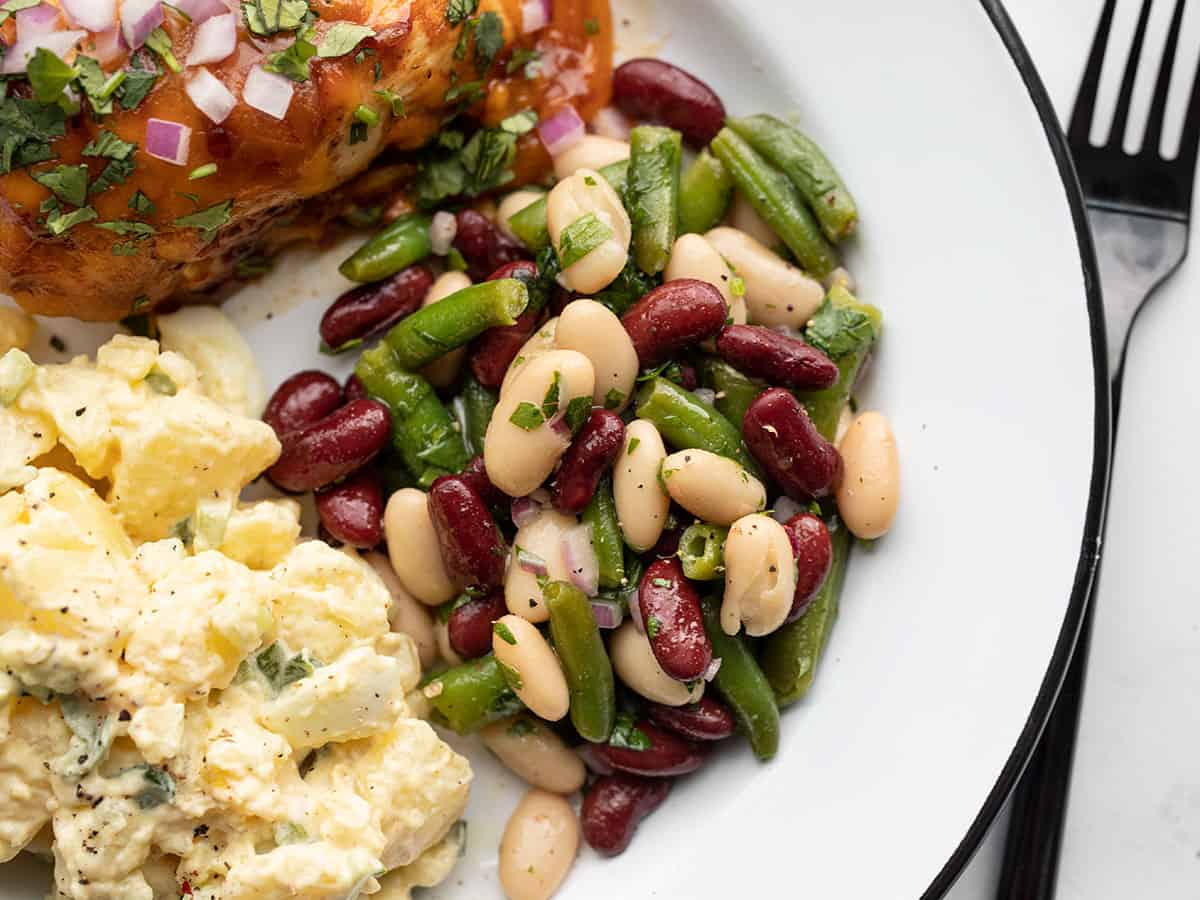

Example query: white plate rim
[925,1,1111,896]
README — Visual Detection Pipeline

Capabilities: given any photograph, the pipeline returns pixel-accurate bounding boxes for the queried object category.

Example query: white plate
[1,0,1108,897]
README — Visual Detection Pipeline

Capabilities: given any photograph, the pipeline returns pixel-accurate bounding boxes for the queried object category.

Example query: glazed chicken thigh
[0,0,610,320]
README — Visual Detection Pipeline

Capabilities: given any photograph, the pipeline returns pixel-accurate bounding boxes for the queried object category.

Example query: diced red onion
[589,598,623,630]
[62,0,116,32]
[510,497,540,529]
[516,547,549,578]
[186,12,236,65]
[537,105,585,157]
[121,0,163,50]
[520,0,550,33]
[185,68,236,124]
[173,0,228,23]
[628,588,644,634]
[561,524,599,596]
[16,4,60,41]
[91,26,125,64]
[1,30,87,74]
[578,744,614,775]
[702,657,723,682]
[145,117,191,166]
[693,387,716,406]
[430,211,457,256]
[528,487,551,506]
[589,106,633,141]
[243,65,294,120]
[769,495,804,525]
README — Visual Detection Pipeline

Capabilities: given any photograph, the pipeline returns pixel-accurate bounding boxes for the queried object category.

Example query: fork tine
[1069,0,1120,149]
[1175,50,1200,172]
[1142,0,1187,154]
[1108,0,1155,147]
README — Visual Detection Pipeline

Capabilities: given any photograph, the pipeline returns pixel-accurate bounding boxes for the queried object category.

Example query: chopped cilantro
[473,11,504,71]
[188,163,218,180]
[564,395,592,433]
[415,125,519,207]
[265,34,317,81]
[541,370,561,419]
[604,388,625,410]
[592,258,656,316]
[89,158,135,195]
[243,0,310,36]
[446,0,480,25]
[444,77,485,105]
[26,48,78,104]
[76,57,123,115]
[129,191,156,216]
[492,621,517,645]
[0,0,39,26]
[32,165,88,207]
[805,294,878,358]
[96,220,157,237]
[497,660,523,692]
[118,59,160,109]
[608,712,651,750]
[112,241,139,256]
[646,615,662,638]
[0,96,65,173]
[145,27,181,73]
[499,109,537,135]
[557,212,613,268]
[173,199,233,243]
[83,131,136,160]
[46,206,97,235]
[626,437,640,455]
[317,22,375,57]
[509,401,544,431]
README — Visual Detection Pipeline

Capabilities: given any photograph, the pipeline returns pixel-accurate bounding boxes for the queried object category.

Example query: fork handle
[996,598,1097,900]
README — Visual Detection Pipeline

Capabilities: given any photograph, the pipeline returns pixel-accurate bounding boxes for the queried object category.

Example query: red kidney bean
[716,325,839,390]
[645,696,736,741]
[343,374,367,403]
[314,467,384,548]
[469,261,544,388]
[638,558,712,682]
[743,388,842,500]
[612,58,726,148]
[427,475,508,589]
[268,399,391,492]
[782,512,834,622]
[621,279,727,367]
[591,720,707,776]
[447,590,508,660]
[671,361,698,391]
[581,773,672,857]
[453,209,528,281]
[459,456,505,509]
[319,264,434,350]
[263,371,343,437]
[552,410,626,514]
[652,525,683,558]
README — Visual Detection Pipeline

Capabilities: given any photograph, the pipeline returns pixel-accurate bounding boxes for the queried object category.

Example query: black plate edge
[921,2,1114,898]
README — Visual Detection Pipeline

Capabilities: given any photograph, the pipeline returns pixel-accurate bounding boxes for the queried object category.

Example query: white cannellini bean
[0,306,36,355]
[664,232,747,326]
[492,615,570,721]
[365,551,437,670]
[502,317,558,396]
[481,715,587,794]
[609,621,705,706]
[384,488,459,606]
[552,135,630,180]
[547,168,632,294]
[434,619,464,667]
[498,189,546,241]
[705,226,825,329]
[729,191,780,247]
[420,271,472,388]
[660,449,766,526]
[836,411,900,540]
[721,514,797,637]
[498,789,580,900]
[554,299,639,411]
[588,106,634,141]
[613,420,670,552]
[486,350,595,498]
[505,508,577,623]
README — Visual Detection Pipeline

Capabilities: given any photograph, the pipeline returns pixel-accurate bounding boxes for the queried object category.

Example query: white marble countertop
[950,1,1200,896]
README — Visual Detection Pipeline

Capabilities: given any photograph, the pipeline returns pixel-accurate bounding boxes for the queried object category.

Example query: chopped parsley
[497,660,524,692]
[129,190,157,216]
[509,401,544,431]
[608,712,651,751]
[444,77,485,106]
[592,258,656,316]
[173,199,233,243]
[473,12,504,70]
[26,48,77,104]
[83,131,136,160]
[0,96,66,173]
[541,371,561,419]
[45,205,97,235]
[76,56,124,115]
[265,34,317,81]
[626,437,640,455]
[415,124,521,207]
[89,157,135,195]
[446,0,480,25]
[646,615,662,638]
[557,212,613,268]
[604,388,625,410]
[805,294,877,358]
[564,395,592,433]
[492,621,518,645]
[96,220,157,237]
[32,165,88,207]
[118,57,160,109]
[317,22,375,57]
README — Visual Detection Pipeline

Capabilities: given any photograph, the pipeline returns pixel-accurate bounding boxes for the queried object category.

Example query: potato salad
[0,334,471,900]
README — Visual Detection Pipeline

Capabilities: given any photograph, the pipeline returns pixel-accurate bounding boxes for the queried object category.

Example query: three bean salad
[263,56,899,900]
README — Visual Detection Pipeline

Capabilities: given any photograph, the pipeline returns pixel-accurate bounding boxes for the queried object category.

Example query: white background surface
[951,0,1200,897]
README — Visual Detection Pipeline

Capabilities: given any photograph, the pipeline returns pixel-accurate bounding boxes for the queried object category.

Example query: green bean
[760,515,851,706]
[727,114,858,243]
[679,149,734,235]
[383,279,528,371]
[678,523,727,581]
[700,595,780,761]
[544,581,617,743]
[356,343,469,480]
[635,376,758,474]
[582,475,625,589]
[709,127,837,278]
[699,357,765,429]
[796,284,882,440]
[626,125,683,275]
[507,161,630,252]
[339,213,433,283]
[460,374,497,457]
[423,653,524,734]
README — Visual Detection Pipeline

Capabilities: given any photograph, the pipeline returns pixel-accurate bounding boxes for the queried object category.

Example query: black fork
[998,1,1200,897]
